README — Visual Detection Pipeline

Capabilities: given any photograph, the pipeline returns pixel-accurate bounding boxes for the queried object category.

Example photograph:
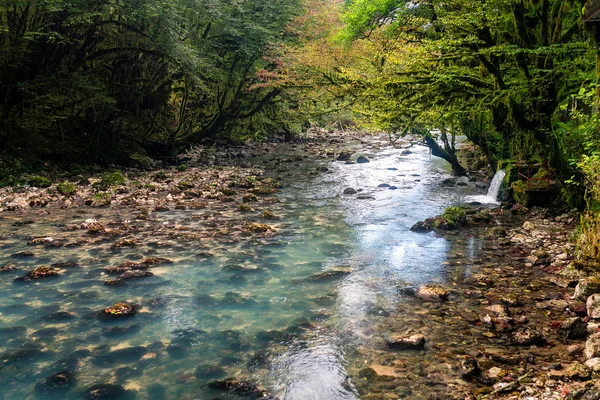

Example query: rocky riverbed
[349,204,600,400]
[0,130,594,399]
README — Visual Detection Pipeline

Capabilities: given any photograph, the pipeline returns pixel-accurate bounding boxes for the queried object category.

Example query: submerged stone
[206,379,267,397]
[15,265,60,282]
[35,370,75,395]
[305,270,351,282]
[386,334,425,350]
[416,285,449,302]
[120,270,154,279]
[83,383,135,400]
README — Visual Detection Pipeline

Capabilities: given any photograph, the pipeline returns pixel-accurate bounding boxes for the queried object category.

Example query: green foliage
[28,175,52,188]
[93,171,125,190]
[57,181,76,196]
[0,0,303,163]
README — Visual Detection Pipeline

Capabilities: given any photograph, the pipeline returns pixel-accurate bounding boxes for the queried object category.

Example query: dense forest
[1,1,600,255]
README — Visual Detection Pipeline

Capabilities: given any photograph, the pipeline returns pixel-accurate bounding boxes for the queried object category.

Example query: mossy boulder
[93,171,125,190]
[28,175,52,188]
[57,181,76,196]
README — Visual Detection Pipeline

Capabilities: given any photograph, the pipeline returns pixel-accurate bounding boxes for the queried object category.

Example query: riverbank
[351,203,600,400]
[0,130,591,399]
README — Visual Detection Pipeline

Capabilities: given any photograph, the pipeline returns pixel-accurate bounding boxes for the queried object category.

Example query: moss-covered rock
[28,175,52,188]
[57,181,76,196]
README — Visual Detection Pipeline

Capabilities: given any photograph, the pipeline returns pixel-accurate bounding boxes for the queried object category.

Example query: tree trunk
[424,134,467,176]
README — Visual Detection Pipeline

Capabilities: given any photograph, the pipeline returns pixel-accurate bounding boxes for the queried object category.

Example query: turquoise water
[0,138,484,399]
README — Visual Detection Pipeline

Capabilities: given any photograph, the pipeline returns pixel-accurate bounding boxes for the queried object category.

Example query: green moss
[28,175,52,188]
[93,171,125,190]
[177,164,188,172]
[511,179,528,205]
[177,181,195,190]
[57,181,76,196]
[442,206,467,226]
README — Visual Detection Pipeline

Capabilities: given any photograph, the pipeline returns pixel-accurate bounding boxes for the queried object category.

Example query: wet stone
[0,263,16,272]
[120,270,154,279]
[566,388,600,400]
[461,357,480,379]
[343,188,357,195]
[93,346,147,366]
[416,285,449,302]
[565,363,591,381]
[574,277,600,301]
[512,329,545,346]
[305,269,351,282]
[585,333,600,360]
[206,379,268,397]
[101,302,135,318]
[195,364,227,379]
[15,265,60,282]
[558,317,588,340]
[83,383,136,400]
[386,334,425,350]
[35,370,75,395]
[587,294,600,319]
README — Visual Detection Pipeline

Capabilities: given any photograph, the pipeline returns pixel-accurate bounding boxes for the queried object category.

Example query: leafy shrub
[57,181,76,196]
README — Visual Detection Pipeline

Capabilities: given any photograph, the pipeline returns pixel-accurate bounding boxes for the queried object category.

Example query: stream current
[0,136,489,399]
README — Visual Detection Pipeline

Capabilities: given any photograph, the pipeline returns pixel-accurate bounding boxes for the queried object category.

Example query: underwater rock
[461,357,480,379]
[104,279,127,286]
[12,250,35,258]
[15,265,60,282]
[93,346,147,366]
[35,370,75,395]
[120,270,154,279]
[305,269,351,282]
[0,263,16,272]
[512,329,546,346]
[51,261,80,269]
[102,302,135,318]
[206,379,268,398]
[415,285,449,302]
[1,347,46,365]
[83,383,136,400]
[386,334,425,350]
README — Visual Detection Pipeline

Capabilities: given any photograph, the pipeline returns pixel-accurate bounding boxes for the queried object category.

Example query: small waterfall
[486,170,506,201]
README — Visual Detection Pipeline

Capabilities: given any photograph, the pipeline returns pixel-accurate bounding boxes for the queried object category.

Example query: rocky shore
[352,205,600,400]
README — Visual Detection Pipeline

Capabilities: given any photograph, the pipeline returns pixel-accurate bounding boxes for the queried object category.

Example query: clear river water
[0,136,490,399]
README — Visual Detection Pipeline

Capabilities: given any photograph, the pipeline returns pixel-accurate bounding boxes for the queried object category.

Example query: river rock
[120,270,154,279]
[415,285,449,302]
[558,317,588,340]
[585,358,600,372]
[356,156,370,163]
[522,221,536,230]
[206,379,267,397]
[306,270,351,282]
[15,266,60,282]
[512,329,545,346]
[386,334,425,349]
[587,294,600,319]
[337,152,352,161]
[35,370,75,395]
[565,363,591,381]
[566,388,600,400]
[102,302,135,318]
[343,188,357,195]
[460,357,479,378]
[83,383,135,399]
[585,333,600,360]
[574,277,600,301]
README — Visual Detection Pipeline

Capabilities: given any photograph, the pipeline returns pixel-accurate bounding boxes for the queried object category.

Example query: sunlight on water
[0,138,486,399]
